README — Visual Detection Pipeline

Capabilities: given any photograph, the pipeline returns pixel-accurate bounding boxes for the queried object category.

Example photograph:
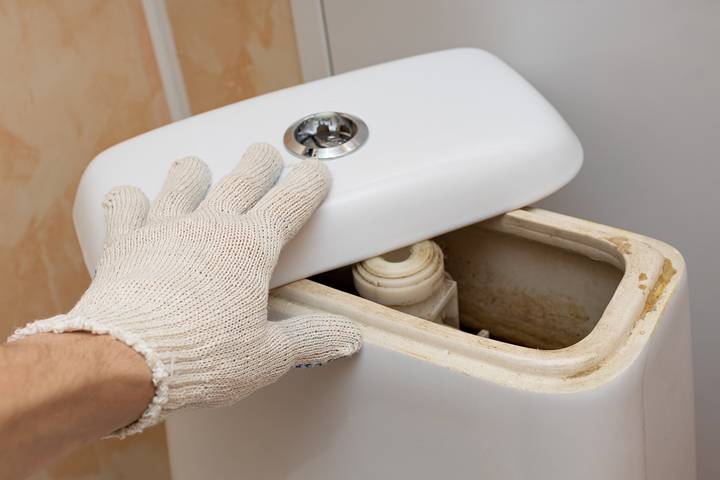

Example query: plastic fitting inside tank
[352,241,460,329]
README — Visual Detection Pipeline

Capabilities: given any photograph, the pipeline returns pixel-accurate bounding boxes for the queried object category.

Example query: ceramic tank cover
[73,48,583,287]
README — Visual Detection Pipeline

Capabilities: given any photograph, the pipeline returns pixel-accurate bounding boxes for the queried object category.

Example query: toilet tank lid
[73,48,583,287]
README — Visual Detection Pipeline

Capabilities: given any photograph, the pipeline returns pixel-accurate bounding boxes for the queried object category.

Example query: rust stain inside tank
[458,287,593,350]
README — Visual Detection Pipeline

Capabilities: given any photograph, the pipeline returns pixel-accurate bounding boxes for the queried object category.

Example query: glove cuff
[8,314,170,439]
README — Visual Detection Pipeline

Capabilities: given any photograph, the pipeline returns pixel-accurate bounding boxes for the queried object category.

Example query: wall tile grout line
[290,0,333,82]
[141,0,192,121]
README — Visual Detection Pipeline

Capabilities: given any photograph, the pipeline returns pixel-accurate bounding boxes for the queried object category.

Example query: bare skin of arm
[0,333,153,480]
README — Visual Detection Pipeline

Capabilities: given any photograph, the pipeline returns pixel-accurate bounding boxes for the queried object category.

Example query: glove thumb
[274,313,362,368]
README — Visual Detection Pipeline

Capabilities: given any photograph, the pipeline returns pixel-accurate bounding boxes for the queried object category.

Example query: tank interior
[311,221,624,350]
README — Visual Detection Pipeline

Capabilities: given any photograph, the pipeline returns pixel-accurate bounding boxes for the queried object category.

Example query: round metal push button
[283,111,368,160]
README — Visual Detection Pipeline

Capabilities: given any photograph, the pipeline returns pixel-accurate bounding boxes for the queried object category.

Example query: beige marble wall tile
[0,1,172,478]
[2,1,306,478]
[166,0,303,113]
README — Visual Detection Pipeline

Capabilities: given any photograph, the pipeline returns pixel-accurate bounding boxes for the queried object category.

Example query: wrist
[0,331,155,478]
[9,314,171,437]
[6,332,154,441]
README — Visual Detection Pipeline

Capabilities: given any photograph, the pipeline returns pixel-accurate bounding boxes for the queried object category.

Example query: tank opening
[381,247,413,263]
[310,221,623,350]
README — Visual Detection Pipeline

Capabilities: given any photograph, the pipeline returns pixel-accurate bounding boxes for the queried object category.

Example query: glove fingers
[251,158,330,244]
[199,143,283,216]
[102,186,149,244]
[272,313,362,368]
[148,156,211,222]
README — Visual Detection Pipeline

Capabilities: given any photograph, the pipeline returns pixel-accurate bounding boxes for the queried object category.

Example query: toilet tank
[71,49,696,479]
[165,209,695,480]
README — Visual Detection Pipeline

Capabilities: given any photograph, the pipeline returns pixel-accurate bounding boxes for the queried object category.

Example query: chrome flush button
[284,111,368,160]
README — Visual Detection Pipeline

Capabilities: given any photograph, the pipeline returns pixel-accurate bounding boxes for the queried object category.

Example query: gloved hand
[9,143,362,437]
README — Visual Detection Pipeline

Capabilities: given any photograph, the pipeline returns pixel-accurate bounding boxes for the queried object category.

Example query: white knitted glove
[9,143,362,437]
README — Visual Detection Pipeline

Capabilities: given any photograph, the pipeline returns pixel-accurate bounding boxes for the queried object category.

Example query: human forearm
[0,144,361,478]
[0,333,153,480]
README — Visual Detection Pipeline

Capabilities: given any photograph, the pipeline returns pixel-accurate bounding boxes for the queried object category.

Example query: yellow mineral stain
[608,236,632,254]
[640,259,677,320]
[565,363,602,380]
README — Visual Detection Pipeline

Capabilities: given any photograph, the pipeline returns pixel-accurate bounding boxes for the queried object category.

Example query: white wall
[319,1,720,477]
